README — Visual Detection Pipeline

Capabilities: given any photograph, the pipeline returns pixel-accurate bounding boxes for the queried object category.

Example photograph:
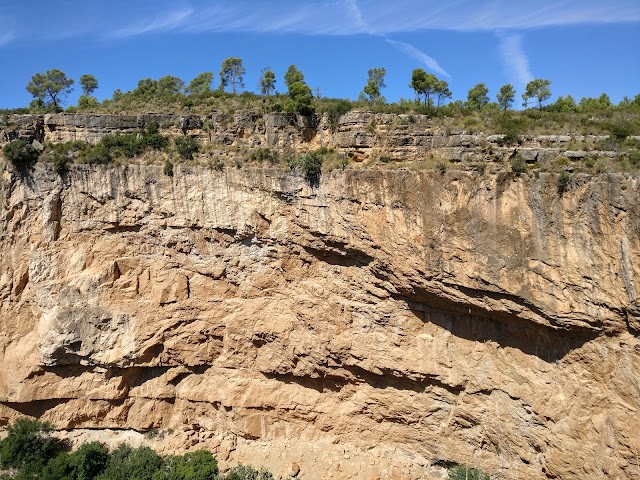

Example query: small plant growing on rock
[224,464,274,480]
[511,155,526,173]
[249,147,278,164]
[447,464,491,480]
[557,171,571,195]
[163,159,174,177]
[174,136,200,160]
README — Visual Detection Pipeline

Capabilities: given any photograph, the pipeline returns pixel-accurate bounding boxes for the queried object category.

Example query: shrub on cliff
[447,465,491,480]
[43,141,87,173]
[2,139,40,167]
[286,150,324,187]
[249,147,278,164]
[79,124,169,164]
[223,464,273,480]
[511,155,526,174]
[175,136,200,160]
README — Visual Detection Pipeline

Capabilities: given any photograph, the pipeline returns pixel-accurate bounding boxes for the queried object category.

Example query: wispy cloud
[0,31,14,46]
[385,39,450,78]
[345,0,372,35]
[343,0,449,77]
[361,0,640,32]
[109,7,193,38]
[497,33,533,87]
[172,0,640,36]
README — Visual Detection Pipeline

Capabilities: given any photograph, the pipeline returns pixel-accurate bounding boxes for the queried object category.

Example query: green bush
[511,155,526,173]
[285,149,327,186]
[297,151,324,187]
[78,124,169,164]
[223,464,273,480]
[81,143,112,164]
[164,450,218,480]
[557,171,571,195]
[45,141,87,173]
[0,419,67,474]
[41,442,109,480]
[0,420,273,480]
[626,150,640,166]
[447,465,491,480]
[607,122,632,140]
[174,136,199,160]
[96,445,163,480]
[2,139,40,166]
[249,147,277,164]
[164,159,174,177]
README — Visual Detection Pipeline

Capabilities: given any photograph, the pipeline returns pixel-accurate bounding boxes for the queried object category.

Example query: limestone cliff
[1,112,629,167]
[0,159,639,479]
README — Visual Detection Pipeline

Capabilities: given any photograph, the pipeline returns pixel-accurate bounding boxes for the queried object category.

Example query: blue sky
[1,0,639,109]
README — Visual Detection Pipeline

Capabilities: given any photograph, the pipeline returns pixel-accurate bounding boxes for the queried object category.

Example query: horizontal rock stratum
[0,163,639,479]
[0,111,629,166]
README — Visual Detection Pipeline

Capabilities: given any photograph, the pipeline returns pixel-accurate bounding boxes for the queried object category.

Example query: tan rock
[0,164,639,479]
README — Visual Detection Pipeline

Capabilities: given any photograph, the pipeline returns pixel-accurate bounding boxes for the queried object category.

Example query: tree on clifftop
[219,57,245,94]
[284,65,305,90]
[79,74,98,96]
[497,84,515,110]
[467,83,490,109]
[363,67,386,103]
[186,72,213,96]
[259,67,276,96]
[410,69,439,106]
[26,69,74,108]
[522,78,552,109]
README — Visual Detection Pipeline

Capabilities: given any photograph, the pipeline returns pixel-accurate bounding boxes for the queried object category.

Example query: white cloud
[0,31,14,46]
[174,0,640,36]
[360,0,640,32]
[346,0,373,34]
[497,33,533,87]
[385,39,450,78]
[109,7,193,38]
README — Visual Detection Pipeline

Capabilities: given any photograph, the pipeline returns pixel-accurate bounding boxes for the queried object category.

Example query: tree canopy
[467,83,490,109]
[26,69,74,108]
[79,74,98,96]
[186,72,213,96]
[284,65,305,90]
[410,69,441,106]
[259,67,276,96]
[363,67,386,103]
[522,79,552,109]
[219,57,245,94]
[497,84,515,110]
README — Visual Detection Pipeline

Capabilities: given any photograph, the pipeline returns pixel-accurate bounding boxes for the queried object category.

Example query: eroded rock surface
[0,112,626,167]
[0,164,639,479]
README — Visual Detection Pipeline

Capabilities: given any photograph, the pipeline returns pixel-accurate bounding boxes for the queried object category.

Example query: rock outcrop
[0,112,626,167]
[0,161,639,479]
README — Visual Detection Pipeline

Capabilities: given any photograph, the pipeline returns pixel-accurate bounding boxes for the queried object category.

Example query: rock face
[0,163,639,479]
[0,112,624,167]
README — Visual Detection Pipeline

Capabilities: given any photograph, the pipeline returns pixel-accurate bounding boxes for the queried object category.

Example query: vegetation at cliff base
[0,419,273,480]
[447,465,492,480]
